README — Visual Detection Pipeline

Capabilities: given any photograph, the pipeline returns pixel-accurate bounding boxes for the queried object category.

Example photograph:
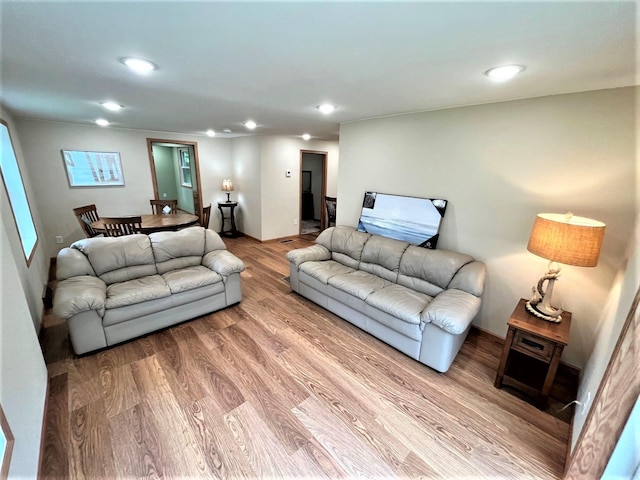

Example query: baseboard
[470,325,581,379]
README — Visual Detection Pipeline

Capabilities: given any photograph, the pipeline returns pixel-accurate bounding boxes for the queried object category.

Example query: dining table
[90,213,200,234]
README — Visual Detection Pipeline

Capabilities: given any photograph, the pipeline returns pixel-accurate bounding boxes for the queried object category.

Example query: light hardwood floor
[39,234,573,479]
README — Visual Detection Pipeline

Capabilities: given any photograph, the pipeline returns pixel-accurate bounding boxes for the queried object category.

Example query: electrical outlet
[55,235,63,244]
[286,170,292,177]
[162,192,167,198]
[293,218,298,225]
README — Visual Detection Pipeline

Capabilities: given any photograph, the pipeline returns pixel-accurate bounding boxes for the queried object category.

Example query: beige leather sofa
[53,226,244,354]
[286,226,486,372]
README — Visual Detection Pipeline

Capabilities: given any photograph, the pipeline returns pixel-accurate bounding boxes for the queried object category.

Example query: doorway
[147,138,202,217]
[299,150,327,235]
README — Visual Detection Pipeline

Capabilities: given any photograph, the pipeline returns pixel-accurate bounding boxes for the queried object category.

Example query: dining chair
[102,216,142,237]
[325,196,337,227]
[73,204,102,238]
[150,199,178,214]
[200,203,211,228]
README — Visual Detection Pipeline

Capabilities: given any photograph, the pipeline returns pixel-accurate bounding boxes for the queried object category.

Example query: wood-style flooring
[39,234,573,479]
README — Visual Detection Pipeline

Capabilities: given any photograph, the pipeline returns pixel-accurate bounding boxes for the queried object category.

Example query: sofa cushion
[359,234,409,282]
[105,274,171,309]
[323,226,370,269]
[365,284,432,325]
[73,234,157,285]
[299,260,355,284]
[397,246,474,296]
[328,270,391,301]
[162,265,222,294]
[150,227,206,274]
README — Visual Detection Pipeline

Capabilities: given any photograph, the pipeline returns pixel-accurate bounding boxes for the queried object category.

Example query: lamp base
[526,268,564,323]
[225,192,231,202]
[525,301,563,323]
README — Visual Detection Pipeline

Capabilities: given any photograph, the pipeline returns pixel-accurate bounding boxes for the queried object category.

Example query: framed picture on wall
[61,150,125,187]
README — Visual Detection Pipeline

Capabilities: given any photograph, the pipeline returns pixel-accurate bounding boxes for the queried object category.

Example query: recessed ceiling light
[206,129,216,137]
[223,128,232,133]
[95,118,109,126]
[244,120,257,130]
[317,104,336,114]
[101,101,123,111]
[120,57,157,75]
[302,134,311,141]
[485,64,526,82]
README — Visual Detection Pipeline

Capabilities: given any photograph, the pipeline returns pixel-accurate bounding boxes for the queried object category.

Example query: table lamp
[526,212,605,322]
[222,179,234,202]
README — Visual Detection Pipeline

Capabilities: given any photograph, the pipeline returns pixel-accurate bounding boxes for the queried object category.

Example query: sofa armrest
[421,289,481,335]
[56,247,96,280]
[285,245,331,267]
[202,250,245,276]
[448,261,486,297]
[53,276,107,319]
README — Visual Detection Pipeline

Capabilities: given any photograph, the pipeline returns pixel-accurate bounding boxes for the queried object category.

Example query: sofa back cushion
[359,235,409,282]
[72,235,157,285]
[317,226,370,269]
[397,246,474,297]
[150,227,206,274]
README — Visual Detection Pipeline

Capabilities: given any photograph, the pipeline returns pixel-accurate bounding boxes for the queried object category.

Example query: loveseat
[286,226,486,372]
[53,226,245,354]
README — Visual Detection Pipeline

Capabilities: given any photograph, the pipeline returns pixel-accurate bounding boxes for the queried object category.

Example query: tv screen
[357,192,447,249]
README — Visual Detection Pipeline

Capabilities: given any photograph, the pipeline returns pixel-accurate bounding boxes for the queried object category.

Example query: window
[0,119,38,265]
[178,148,192,187]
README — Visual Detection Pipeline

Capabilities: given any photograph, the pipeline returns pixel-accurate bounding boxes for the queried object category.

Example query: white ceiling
[1,1,637,141]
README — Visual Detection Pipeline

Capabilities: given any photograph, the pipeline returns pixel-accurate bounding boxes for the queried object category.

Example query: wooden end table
[494,298,571,409]
[217,201,239,238]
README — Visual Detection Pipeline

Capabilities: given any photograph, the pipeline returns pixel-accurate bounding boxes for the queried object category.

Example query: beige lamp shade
[527,213,605,267]
[222,179,234,192]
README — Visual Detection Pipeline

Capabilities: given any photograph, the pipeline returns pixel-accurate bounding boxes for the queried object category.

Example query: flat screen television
[357,192,447,249]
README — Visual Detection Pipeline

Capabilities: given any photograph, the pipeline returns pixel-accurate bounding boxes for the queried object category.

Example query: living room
[1,2,638,479]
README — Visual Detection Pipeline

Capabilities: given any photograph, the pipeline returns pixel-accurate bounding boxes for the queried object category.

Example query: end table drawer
[513,330,553,361]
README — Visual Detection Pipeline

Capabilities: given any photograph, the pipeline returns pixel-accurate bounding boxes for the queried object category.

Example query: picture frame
[357,191,448,249]
[61,150,125,187]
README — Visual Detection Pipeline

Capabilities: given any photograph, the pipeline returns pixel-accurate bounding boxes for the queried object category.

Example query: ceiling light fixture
[302,134,311,141]
[223,129,232,133]
[101,101,123,111]
[95,118,109,126]
[244,120,257,130]
[120,57,157,75]
[317,104,336,114]
[206,129,216,137]
[485,64,526,82]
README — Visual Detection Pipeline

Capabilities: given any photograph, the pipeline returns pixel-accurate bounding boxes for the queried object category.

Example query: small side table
[495,298,571,409]
[217,201,238,238]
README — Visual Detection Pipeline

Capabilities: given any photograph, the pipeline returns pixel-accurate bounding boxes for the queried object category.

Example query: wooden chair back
[325,196,337,227]
[200,204,211,228]
[102,216,142,237]
[150,199,178,214]
[73,204,102,237]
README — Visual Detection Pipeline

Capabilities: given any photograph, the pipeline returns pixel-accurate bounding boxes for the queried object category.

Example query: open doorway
[147,138,202,217]
[299,150,327,235]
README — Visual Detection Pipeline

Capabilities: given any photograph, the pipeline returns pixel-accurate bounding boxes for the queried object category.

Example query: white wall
[231,136,262,238]
[338,87,636,368]
[258,136,339,240]
[13,118,232,257]
[0,107,49,479]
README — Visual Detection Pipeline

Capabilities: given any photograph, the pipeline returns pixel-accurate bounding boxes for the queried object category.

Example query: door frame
[299,150,328,234]
[146,138,203,218]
